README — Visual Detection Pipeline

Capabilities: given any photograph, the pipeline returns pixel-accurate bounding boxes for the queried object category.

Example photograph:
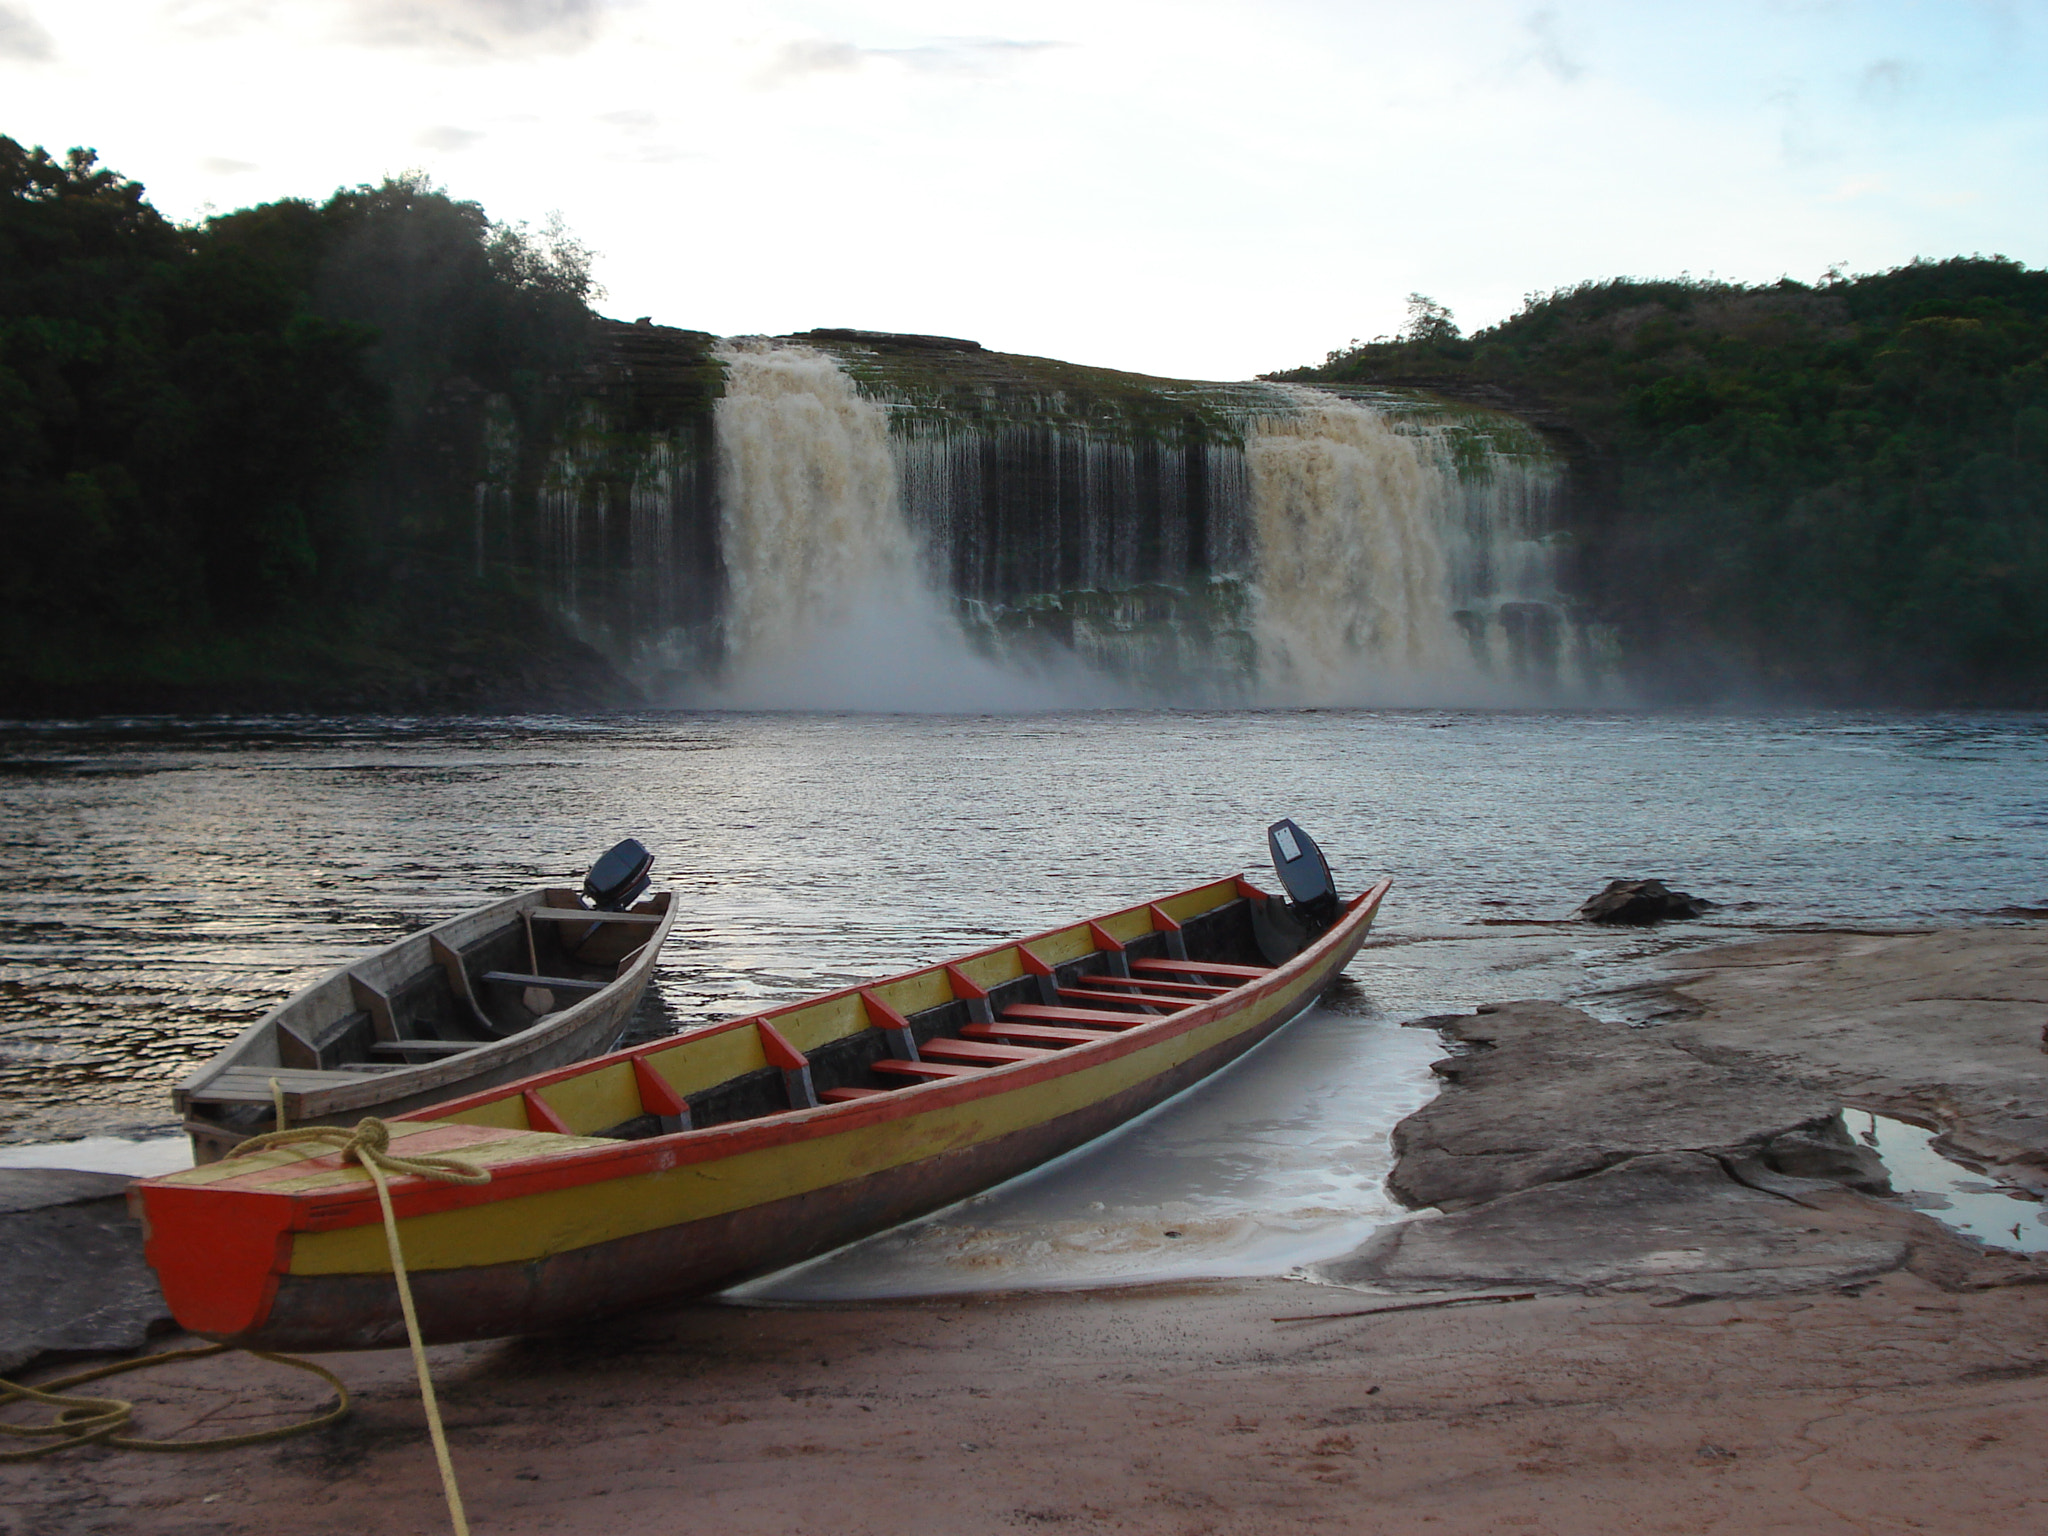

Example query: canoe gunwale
[173,887,678,1124]
[245,877,1391,1236]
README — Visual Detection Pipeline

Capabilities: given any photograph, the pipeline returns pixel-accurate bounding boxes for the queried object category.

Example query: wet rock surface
[1659,925,2048,1188]
[1339,973,2048,1301]
[1327,1150,1920,1298]
[1386,1000,1874,1212]
[0,1169,170,1376]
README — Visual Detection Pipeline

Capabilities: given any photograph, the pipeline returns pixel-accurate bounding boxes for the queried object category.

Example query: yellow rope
[0,1346,348,1460]
[223,1118,490,1536]
[0,1117,491,1536]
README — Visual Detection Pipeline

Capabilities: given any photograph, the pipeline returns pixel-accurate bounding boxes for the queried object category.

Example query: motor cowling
[1268,818,1339,930]
[583,838,655,911]
[1251,819,1341,965]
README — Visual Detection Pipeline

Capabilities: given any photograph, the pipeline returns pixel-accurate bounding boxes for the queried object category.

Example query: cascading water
[710,342,1084,709]
[504,327,1595,707]
[1246,390,1579,704]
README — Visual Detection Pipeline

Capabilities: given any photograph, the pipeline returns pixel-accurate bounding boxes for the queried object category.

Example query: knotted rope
[0,1118,491,1536]
[224,1118,491,1535]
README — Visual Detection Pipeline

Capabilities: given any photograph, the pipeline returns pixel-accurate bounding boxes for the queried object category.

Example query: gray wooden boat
[175,841,676,1162]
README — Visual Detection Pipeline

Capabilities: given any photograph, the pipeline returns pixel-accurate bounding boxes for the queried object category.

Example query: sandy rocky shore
[5,926,2047,1534]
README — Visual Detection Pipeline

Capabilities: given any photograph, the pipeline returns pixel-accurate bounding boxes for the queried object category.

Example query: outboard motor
[583,838,655,911]
[1251,818,1340,965]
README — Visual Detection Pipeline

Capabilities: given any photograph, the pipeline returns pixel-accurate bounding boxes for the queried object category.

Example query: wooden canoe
[174,885,678,1163]
[135,872,1390,1351]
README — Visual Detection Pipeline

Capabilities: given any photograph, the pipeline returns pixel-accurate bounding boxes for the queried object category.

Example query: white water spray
[711,342,1100,710]
[1247,391,1574,704]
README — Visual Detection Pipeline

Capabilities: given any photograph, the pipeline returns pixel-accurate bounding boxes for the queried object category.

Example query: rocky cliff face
[468,320,1593,706]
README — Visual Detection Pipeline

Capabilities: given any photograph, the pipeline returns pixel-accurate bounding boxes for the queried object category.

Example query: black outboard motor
[583,838,655,911]
[1251,819,1340,965]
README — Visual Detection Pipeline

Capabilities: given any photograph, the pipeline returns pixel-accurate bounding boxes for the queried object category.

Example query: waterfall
[1247,390,1576,703]
[502,332,1594,707]
[710,341,1088,709]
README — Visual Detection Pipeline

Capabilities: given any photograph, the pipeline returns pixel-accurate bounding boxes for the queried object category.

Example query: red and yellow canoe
[132,870,1390,1351]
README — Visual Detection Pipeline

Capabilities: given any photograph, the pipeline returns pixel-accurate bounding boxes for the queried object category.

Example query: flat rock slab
[0,1168,170,1376]
[1323,1151,1929,1299]
[1390,1000,1871,1211]
[1662,926,2048,1181]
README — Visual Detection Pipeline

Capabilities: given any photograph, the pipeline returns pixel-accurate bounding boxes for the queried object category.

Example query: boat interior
[273,892,672,1074]
[423,880,1295,1144]
[179,891,672,1137]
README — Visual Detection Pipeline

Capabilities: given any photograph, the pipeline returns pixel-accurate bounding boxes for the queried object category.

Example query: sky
[3,0,2044,381]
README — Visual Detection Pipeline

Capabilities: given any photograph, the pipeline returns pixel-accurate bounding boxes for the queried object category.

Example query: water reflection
[5,707,2048,1156]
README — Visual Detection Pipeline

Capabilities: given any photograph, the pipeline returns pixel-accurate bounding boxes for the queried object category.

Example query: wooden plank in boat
[1056,987,1192,1010]
[188,1067,367,1106]
[1129,958,1270,981]
[525,910,662,926]
[961,1021,1112,1048]
[919,1038,1057,1066]
[871,1059,988,1081]
[1068,974,1231,997]
[998,1003,1155,1030]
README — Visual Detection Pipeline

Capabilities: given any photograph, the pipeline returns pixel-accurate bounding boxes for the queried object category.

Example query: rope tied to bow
[0,1117,492,1536]
[223,1117,491,1535]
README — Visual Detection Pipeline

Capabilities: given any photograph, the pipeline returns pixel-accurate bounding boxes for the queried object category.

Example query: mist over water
[707,342,1116,711]
[1249,391,1466,702]
[1247,389,1578,707]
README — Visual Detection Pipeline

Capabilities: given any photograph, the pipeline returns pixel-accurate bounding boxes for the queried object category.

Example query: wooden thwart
[962,1021,1115,1048]
[919,1038,1056,1066]
[1130,957,1270,981]
[872,1059,990,1082]
[1071,973,1231,998]
[999,1003,1154,1030]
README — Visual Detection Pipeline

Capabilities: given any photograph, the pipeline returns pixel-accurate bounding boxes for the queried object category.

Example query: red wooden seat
[962,1021,1112,1048]
[820,1086,890,1102]
[919,1038,1056,1066]
[871,1059,990,1082]
[1067,974,1231,998]
[1129,958,1270,981]
[1057,987,1193,1011]
[999,1004,1154,1030]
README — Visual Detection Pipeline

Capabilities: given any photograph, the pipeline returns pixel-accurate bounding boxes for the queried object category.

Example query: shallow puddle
[1861,1110,2048,1254]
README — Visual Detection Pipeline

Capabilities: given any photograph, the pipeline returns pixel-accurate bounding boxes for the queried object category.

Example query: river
[4,707,2045,1290]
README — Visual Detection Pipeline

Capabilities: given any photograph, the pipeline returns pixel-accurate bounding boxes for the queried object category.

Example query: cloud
[161,0,275,39]
[754,35,1064,89]
[416,125,485,151]
[1821,173,1885,203]
[1521,8,1583,84]
[201,155,260,174]
[1855,57,1913,109]
[339,0,605,57]
[0,1,55,61]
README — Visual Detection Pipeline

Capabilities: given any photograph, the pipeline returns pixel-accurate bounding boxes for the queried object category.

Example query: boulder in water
[1579,878,1712,924]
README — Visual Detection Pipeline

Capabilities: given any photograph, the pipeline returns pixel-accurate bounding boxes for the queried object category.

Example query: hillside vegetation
[1273,260,2048,703]
[0,138,615,710]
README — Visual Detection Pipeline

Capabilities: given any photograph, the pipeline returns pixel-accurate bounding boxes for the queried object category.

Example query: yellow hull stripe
[286,963,1318,1277]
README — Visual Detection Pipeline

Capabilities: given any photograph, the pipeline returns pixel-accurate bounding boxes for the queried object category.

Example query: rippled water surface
[4,708,2046,1284]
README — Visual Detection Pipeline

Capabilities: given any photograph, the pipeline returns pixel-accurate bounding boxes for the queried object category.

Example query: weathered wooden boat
[135,823,1389,1351]
[174,840,675,1163]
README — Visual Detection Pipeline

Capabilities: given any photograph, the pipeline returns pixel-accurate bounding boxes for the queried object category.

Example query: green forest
[1272,260,2048,703]
[0,137,612,711]
[6,133,2047,710]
